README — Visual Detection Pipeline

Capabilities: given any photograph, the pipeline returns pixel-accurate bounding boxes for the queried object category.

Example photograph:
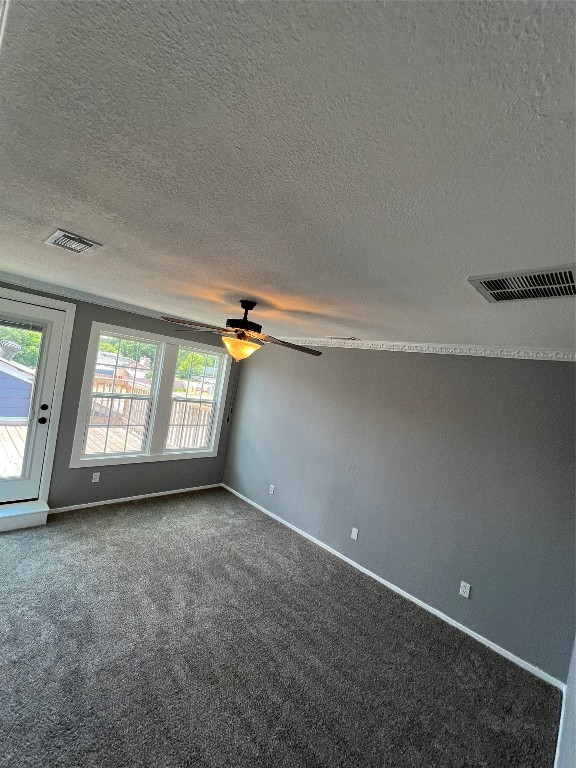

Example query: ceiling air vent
[44,229,102,253]
[469,265,575,303]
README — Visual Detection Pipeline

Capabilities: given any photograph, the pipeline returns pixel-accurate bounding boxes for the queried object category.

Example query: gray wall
[1,282,238,509]
[224,346,575,682]
[557,635,576,768]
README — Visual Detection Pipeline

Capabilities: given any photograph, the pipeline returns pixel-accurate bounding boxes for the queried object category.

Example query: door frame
[0,287,75,530]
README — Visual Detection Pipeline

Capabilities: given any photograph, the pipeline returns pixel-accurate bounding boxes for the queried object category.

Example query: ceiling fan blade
[161,316,229,334]
[163,307,321,357]
[244,330,322,356]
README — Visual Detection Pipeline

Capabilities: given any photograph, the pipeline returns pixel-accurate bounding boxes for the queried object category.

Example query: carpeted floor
[0,488,561,767]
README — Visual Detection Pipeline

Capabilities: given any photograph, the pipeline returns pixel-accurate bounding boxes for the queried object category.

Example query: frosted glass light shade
[222,336,261,361]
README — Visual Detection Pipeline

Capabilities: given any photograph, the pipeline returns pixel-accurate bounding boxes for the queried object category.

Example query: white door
[0,298,67,503]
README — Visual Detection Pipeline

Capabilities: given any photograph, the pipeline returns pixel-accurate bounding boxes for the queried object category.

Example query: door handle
[37,417,48,424]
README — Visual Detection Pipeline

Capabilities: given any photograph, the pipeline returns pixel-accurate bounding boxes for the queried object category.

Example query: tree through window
[71,323,230,467]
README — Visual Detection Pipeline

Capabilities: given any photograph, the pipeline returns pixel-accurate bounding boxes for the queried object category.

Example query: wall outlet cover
[269,484,275,495]
[459,581,471,599]
[351,527,359,540]
[92,472,100,483]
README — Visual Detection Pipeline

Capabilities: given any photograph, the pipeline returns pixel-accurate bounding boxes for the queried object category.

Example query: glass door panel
[0,297,66,504]
[0,320,44,479]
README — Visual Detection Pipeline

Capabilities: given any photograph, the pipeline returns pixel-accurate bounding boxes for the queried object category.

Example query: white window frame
[70,322,231,468]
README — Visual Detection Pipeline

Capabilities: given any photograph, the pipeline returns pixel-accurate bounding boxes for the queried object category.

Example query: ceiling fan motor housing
[162,297,320,356]
[226,318,262,334]
[227,299,261,334]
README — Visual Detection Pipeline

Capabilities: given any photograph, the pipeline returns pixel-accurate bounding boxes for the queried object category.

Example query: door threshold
[0,500,49,532]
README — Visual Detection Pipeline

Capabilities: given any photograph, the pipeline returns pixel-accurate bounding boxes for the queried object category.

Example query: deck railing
[165,401,214,450]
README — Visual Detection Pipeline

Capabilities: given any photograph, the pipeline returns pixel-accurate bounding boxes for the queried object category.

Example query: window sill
[70,448,218,469]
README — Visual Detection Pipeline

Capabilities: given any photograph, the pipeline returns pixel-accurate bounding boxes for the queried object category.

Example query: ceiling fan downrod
[227,300,262,334]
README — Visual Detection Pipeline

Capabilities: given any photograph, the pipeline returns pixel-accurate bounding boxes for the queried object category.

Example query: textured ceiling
[0,0,574,349]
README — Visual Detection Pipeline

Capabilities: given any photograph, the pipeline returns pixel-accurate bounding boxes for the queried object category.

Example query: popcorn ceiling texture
[0,1,573,349]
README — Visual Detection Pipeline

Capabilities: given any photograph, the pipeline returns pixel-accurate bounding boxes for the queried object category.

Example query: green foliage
[176,351,206,379]
[175,351,218,379]
[97,336,218,391]
[98,341,118,354]
[0,327,42,369]
[98,336,158,367]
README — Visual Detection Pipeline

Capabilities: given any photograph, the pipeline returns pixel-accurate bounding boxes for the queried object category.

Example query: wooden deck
[0,424,27,478]
[84,426,145,455]
[0,424,147,477]
[0,422,212,477]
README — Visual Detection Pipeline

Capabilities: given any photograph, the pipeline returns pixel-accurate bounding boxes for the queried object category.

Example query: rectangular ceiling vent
[44,229,102,254]
[469,265,575,303]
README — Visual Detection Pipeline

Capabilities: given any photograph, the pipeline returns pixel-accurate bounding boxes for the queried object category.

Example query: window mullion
[148,343,178,455]
[70,322,231,468]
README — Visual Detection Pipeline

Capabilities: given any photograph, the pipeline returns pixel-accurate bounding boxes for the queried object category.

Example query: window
[84,334,159,456]
[166,347,221,451]
[70,323,230,467]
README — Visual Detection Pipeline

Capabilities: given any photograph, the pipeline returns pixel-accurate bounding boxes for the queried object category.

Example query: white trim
[69,448,220,468]
[0,287,75,505]
[48,483,221,514]
[148,342,178,455]
[284,338,576,362]
[553,687,567,768]
[0,500,49,532]
[69,321,230,468]
[0,0,11,58]
[0,271,167,324]
[2,272,574,362]
[37,298,75,503]
[0,357,35,383]
[0,417,28,426]
[222,483,566,691]
[0,286,78,314]
[15,476,568,693]
[79,321,227,352]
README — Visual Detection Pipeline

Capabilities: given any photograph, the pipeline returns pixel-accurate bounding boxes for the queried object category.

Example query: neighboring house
[0,358,34,423]
[91,352,153,429]
[93,351,153,395]
[89,351,215,447]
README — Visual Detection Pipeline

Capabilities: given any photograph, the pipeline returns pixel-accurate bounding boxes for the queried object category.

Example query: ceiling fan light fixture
[222,335,261,361]
[162,300,321,357]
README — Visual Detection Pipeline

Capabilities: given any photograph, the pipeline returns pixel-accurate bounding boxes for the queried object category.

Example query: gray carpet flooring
[0,488,561,767]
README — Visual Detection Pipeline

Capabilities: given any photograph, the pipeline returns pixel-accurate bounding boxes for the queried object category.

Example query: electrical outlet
[459,581,471,599]
[92,472,100,483]
[351,527,359,541]
[269,484,275,495]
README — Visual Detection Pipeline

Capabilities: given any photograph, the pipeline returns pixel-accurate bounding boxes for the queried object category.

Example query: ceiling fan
[162,300,322,361]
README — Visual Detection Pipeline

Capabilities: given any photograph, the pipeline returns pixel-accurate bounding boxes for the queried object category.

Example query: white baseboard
[44,480,567,693]
[221,484,565,692]
[553,687,568,768]
[49,483,221,514]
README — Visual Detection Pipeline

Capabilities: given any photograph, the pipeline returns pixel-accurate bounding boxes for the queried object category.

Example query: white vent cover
[44,229,102,253]
[469,265,575,302]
